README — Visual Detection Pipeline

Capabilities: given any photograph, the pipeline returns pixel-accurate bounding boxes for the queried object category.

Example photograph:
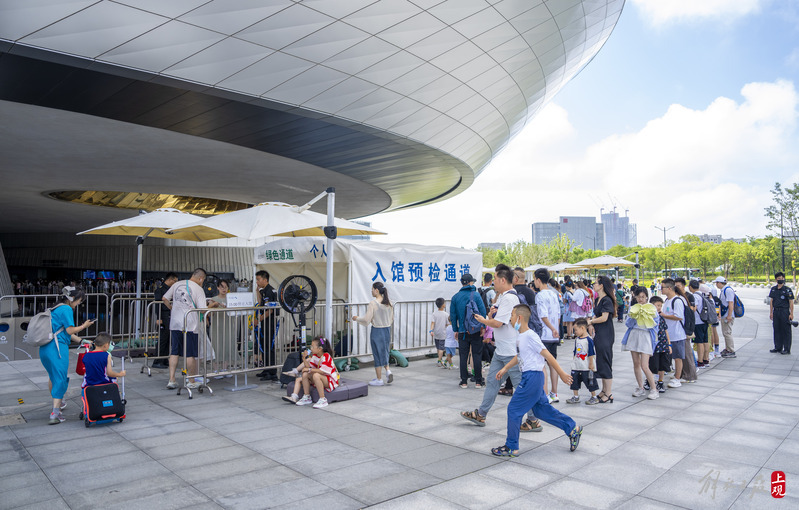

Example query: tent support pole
[325,187,335,342]
[134,227,153,340]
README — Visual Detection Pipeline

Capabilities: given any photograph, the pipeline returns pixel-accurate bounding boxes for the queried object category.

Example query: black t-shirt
[770,285,794,309]
[258,284,278,330]
[153,283,171,321]
[514,284,536,308]
[593,295,615,340]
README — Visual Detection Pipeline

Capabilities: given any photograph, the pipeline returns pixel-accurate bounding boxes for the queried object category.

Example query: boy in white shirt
[430,297,449,367]
[491,305,582,457]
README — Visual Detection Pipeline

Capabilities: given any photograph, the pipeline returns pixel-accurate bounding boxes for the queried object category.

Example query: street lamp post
[655,226,674,275]
[781,205,786,272]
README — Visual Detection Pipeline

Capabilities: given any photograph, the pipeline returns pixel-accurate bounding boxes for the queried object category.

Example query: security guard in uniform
[769,272,794,355]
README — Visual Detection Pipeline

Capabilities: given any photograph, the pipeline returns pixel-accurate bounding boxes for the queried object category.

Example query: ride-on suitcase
[80,357,126,427]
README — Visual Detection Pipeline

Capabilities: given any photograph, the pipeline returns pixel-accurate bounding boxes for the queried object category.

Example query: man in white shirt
[714,276,737,357]
[162,268,208,389]
[461,265,542,432]
[534,267,561,401]
[659,279,686,387]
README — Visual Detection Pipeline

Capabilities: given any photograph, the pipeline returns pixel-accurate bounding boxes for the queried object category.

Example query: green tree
[711,241,737,279]
[765,182,799,269]
[547,234,576,263]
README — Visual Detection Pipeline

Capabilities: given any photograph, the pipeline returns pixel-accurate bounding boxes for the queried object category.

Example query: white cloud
[364,79,799,250]
[630,0,763,25]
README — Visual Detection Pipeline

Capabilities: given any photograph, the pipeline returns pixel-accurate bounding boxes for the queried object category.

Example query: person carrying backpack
[713,276,737,358]
[450,273,487,388]
[38,287,94,424]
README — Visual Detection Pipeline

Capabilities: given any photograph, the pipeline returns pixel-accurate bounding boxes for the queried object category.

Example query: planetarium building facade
[0,0,623,282]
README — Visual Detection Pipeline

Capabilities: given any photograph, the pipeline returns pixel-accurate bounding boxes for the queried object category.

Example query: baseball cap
[460,273,476,284]
[713,276,726,283]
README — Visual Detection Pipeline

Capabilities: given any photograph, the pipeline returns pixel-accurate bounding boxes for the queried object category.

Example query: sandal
[598,394,613,404]
[569,425,583,452]
[460,409,486,427]
[475,382,483,389]
[491,445,519,457]
[459,383,468,389]
[498,388,513,396]
[520,418,543,432]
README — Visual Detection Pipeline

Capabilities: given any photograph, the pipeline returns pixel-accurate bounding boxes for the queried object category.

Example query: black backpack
[672,295,695,336]
[507,289,544,336]
[464,291,483,334]
[477,287,492,312]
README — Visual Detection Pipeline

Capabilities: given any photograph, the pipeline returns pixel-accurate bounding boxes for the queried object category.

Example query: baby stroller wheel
[79,412,84,420]
[84,419,90,428]
[118,418,124,423]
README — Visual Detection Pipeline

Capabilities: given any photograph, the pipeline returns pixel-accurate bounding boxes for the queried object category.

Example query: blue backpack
[464,292,483,334]
[719,286,745,318]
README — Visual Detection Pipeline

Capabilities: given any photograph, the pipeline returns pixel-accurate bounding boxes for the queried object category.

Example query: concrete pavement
[1,286,797,509]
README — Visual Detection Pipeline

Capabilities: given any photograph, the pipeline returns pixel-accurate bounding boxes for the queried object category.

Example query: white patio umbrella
[166,192,386,340]
[77,208,203,336]
[572,255,636,269]
[548,262,583,273]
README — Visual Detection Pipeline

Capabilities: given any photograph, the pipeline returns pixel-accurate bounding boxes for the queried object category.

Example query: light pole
[781,205,786,272]
[655,226,674,275]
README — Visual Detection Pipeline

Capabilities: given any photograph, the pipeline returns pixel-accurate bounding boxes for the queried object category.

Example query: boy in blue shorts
[492,305,582,457]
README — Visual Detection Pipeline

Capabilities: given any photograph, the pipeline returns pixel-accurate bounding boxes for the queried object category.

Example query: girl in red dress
[283,337,339,409]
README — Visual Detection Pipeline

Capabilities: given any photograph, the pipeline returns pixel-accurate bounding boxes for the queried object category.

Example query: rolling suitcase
[80,357,126,427]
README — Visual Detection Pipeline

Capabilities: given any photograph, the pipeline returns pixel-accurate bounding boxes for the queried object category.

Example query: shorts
[649,352,671,373]
[670,339,685,360]
[171,330,199,358]
[570,370,598,392]
[445,346,457,357]
[543,342,558,359]
[435,339,445,351]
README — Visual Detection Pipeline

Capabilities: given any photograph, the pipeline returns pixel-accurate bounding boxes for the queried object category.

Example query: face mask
[778,280,786,285]
[513,319,521,332]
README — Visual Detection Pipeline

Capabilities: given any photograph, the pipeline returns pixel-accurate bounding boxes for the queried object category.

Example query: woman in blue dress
[40,287,94,424]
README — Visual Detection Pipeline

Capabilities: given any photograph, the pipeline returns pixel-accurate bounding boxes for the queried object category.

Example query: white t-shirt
[718,286,735,315]
[432,309,449,339]
[482,286,496,305]
[572,336,595,371]
[163,280,208,333]
[517,329,546,372]
[444,325,457,348]
[536,288,561,343]
[691,290,704,324]
[493,290,520,357]
[664,295,687,342]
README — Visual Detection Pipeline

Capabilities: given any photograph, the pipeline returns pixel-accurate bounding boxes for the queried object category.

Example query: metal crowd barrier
[108,296,159,361]
[177,304,282,399]
[0,292,109,341]
[139,300,169,376]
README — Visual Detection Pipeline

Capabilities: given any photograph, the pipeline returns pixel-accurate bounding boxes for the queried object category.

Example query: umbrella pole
[325,187,335,342]
[135,236,144,340]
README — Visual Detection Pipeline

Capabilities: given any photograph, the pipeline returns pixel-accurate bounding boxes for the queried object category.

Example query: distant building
[698,234,723,244]
[532,216,606,250]
[478,242,505,251]
[601,210,637,249]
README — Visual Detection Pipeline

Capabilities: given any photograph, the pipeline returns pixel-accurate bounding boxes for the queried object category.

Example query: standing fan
[203,275,220,298]
[277,275,318,343]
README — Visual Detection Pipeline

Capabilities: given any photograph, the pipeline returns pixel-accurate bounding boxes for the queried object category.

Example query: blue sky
[364,0,799,249]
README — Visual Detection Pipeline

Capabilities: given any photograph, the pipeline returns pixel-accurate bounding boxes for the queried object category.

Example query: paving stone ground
[1,287,797,509]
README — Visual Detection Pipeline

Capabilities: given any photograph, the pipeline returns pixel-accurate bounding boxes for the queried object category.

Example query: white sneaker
[313,397,329,409]
[282,368,299,378]
[647,389,659,400]
[386,371,393,384]
[667,379,682,388]
[282,393,299,403]
[166,381,179,389]
[548,392,559,403]
[296,395,313,406]
[369,378,385,386]
[632,387,646,397]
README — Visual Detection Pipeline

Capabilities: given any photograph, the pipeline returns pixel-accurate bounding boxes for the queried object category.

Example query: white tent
[254,238,482,304]
[254,238,482,355]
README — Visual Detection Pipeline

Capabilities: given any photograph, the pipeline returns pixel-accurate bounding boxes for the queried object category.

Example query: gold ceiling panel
[49,191,251,215]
